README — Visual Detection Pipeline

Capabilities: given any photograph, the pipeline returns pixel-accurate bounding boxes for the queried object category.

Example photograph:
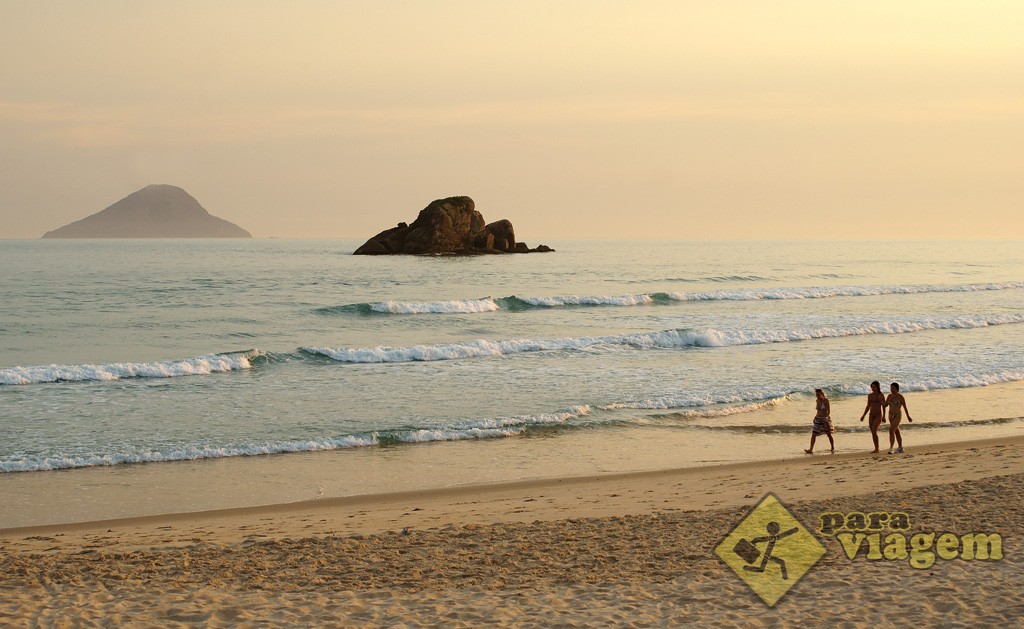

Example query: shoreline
[2,435,1022,626]
[3,379,1023,530]
[4,434,1022,546]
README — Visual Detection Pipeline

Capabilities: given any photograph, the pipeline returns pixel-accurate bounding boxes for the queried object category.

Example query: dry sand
[2,436,1022,627]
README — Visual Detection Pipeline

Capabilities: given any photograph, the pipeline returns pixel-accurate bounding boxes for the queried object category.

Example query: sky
[1,1,1021,240]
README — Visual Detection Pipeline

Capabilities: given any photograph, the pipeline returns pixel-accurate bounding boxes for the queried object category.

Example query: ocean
[1,239,1022,526]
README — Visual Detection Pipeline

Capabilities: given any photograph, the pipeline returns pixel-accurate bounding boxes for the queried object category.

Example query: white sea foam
[0,351,262,386]
[368,282,1024,314]
[664,282,1024,302]
[394,406,590,443]
[304,337,588,363]
[833,370,1024,395]
[910,371,1024,391]
[518,294,654,307]
[605,395,793,414]
[0,405,591,472]
[302,314,1024,364]
[606,370,1024,415]
[370,298,499,314]
[0,434,378,472]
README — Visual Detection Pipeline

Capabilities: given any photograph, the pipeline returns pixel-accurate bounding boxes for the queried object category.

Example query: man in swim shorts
[885,382,913,454]
[805,388,835,454]
[859,381,886,453]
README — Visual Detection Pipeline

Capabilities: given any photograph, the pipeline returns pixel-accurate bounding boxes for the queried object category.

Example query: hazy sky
[1,1,1021,239]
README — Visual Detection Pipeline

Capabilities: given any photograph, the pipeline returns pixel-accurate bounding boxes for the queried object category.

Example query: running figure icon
[739,521,798,580]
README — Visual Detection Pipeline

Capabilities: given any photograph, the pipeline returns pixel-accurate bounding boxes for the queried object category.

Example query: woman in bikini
[859,381,887,453]
[805,388,835,454]
[886,382,912,454]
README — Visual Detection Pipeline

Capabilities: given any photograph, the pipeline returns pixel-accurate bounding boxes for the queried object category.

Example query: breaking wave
[0,350,267,386]
[677,416,1024,435]
[317,282,1024,315]
[301,314,1024,363]
[0,405,591,472]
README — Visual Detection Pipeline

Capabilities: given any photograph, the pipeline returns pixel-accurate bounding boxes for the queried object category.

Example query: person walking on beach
[805,389,835,454]
[886,382,912,454]
[859,381,887,453]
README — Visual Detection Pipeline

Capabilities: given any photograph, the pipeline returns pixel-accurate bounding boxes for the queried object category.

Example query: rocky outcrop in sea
[353,196,553,255]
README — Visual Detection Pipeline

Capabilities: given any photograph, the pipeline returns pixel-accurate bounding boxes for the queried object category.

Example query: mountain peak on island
[42,185,252,238]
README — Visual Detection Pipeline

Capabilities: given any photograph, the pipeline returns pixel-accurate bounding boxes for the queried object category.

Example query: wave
[5,364,1023,471]
[677,416,1024,435]
[596,371,1024,433]
[500,294,655,309]
[606,394,794,414]
[0,350,266,386]
[7,312,1022,384]
[317,282,1024,316]
[0,436,378,473]
[623,274,776,284]
[663,281,1024,302]
[315,298,500,315]
[0,406,591,473]
[6,373,1022,471]
[376,405,590,446]
[829,370,1024,396]
[301,314,1024,364]
[610,370,1024,415]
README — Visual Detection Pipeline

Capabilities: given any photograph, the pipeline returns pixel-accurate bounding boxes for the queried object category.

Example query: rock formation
[42,185,252,238]
[353,196,553,255]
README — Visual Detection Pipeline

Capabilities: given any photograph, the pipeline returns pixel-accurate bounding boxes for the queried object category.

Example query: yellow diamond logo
[715,493,826,607]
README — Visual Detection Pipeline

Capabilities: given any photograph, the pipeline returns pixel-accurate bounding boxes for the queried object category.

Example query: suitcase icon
[733,538,761,564]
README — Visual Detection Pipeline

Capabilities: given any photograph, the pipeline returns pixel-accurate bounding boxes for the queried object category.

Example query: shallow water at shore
[2,380,1021,528]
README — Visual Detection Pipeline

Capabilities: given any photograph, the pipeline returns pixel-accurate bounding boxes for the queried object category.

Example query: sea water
[1,239,1022,525]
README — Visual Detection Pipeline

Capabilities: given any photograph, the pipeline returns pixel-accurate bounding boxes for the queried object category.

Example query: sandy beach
[4,1,1023,626]
[2,435,1022,627]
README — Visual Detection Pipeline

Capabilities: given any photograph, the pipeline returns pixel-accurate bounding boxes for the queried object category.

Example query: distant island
[354,196,553,255]
[42,185,252,238]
